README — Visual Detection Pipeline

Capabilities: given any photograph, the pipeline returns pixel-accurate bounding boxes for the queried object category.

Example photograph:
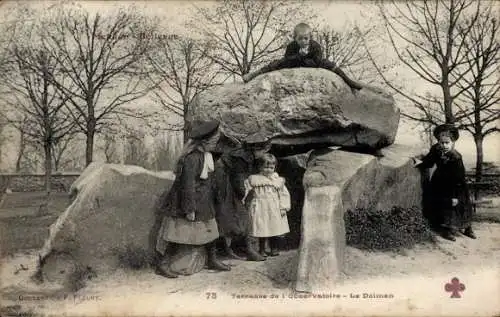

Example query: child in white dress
[244,154,291,258]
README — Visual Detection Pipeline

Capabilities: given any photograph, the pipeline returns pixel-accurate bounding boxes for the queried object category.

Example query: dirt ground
[1,194,499,316]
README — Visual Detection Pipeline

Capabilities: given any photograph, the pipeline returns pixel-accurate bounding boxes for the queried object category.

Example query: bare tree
[191,0,314,78]
[455,2,499,180]
[17,143,42,174]
[101,133,121,164]
[0,114,9,169]
[13,116,33,173]
[94,123,123,164]
[0,41,77,213]
[369,0,481,124]
[0,113,34,173]
[0,2,22,76]
[315,25,383,84]
[147,35,223,140]
[123,132,148,168]
[40,5,159,166]
[152,132,181,171]
[1,5,38,173]
[51,131,79,171]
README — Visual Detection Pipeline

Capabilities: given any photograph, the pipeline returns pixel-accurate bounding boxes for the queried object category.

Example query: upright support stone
[295,186,345,292]
[294,144,423,292]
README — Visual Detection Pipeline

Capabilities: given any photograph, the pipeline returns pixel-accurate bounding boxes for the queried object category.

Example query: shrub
[345,206,436,251]
[66,266,97,292]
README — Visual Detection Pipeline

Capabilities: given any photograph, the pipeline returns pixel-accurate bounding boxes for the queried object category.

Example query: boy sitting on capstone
[242,23,363,91]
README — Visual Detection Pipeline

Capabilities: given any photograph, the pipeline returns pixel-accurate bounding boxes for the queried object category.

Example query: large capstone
[188,68,399,153]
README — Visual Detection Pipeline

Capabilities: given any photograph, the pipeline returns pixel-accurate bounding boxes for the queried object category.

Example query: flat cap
[243,132,271,147]
[189,120,220,140]
[433,124,459,141]
[243,132,271,145]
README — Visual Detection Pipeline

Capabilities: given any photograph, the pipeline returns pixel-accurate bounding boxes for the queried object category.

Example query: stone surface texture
[37,163,175,287]
[188,68,399,152]
[295,144,423,292]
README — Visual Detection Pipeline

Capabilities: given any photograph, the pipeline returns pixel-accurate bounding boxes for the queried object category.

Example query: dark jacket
[213,148,256,236]
[284,40,324,68]
[160,149,217,222]
[224,148,256,200]
[418,144,473,227]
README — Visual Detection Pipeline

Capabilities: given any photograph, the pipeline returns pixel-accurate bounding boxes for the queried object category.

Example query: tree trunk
[183,102,189,144]
[85,123,95,167]
[52,148,60,172]
[474,134,484,182]
[15,130,26,173]
[426,122,433,148]
[85,89,96,166]
[38,142,52,216]
[52,142,67,172]
[182,127,188,144]
[442,77,454,124]
[44,143,52,193]
[53,158,60,172]
[0,121,4,167]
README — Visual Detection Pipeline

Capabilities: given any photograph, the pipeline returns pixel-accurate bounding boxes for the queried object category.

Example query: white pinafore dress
[243,173,291,238]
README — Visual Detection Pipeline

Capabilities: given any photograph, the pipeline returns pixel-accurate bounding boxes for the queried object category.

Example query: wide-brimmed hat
[189,120,220,140]
[433,124,459,141]
[243,132,271,148]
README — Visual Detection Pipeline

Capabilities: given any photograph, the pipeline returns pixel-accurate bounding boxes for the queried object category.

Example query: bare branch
[36,4,160,165]
[189,0,314,77]
[375,0,481,124]
[147,34,223,137]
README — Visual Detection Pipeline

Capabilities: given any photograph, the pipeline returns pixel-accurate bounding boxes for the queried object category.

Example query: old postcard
[0,0,499,316]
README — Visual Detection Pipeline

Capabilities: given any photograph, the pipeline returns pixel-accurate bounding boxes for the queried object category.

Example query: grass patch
[65,266,97,292]
[116,245,152,270]
[0,192,69,258]
[0,215,58,257]
[345,206,436,251]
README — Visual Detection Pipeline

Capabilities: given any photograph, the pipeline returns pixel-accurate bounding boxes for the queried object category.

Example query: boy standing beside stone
[242,23,363,91]
[413,124,476,241]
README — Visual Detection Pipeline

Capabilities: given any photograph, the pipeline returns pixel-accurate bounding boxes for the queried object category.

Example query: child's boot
[242,73,252,83]
[206,242,231,271]
[332,67,362,91]
[243,70,263,83]
[268,237,280,257]
[155,265,179,278]
[441,228,456,241]
[243,73,253,83]
[245,236,266,261]
[258,238,268,258]
[154,253,179,278]
[224,238,245,260]
[463,226,476,239]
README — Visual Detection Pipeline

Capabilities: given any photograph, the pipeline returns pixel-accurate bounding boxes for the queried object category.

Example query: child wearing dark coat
[214,133,273,262]
[243,23,362,91]
[155,120,231,278]
[414,124,476,241]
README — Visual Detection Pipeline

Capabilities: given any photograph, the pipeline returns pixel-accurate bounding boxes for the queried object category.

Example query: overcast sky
[1,0,498,166]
